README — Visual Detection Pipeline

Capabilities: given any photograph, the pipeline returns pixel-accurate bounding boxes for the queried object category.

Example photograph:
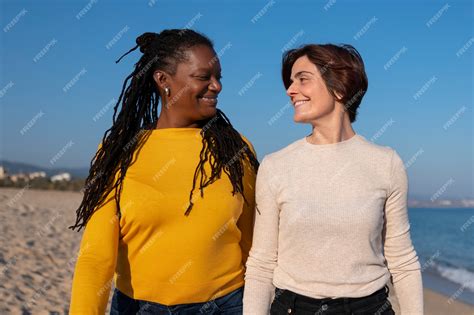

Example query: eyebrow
[192,67,222,74]
[292,71,314,79]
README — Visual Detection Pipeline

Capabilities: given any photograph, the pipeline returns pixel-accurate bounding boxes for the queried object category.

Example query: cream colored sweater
[243,134,423,314]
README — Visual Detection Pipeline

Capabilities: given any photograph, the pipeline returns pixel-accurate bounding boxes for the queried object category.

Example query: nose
[286,82,297,97]
[209,77,222,94]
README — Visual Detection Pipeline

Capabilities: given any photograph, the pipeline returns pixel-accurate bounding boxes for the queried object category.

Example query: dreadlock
[69,29,259,231]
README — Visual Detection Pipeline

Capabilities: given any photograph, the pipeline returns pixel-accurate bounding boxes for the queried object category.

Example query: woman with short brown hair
[243,44,423,314]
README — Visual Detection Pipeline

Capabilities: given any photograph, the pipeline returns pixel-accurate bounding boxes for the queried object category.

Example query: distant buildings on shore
[51,173,72,182]
[408,199,474,208]
[0,165,71,183]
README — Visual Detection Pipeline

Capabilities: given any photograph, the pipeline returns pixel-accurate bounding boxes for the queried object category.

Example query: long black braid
[69,29,259,231]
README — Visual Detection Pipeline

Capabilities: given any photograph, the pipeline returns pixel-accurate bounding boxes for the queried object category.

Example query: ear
[333,90,344,102]
[153,70,171,91]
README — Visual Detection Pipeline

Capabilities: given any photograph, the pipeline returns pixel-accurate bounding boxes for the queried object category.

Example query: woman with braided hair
[69,29,259,314]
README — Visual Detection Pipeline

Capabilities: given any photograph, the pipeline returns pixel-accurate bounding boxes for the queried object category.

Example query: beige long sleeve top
[243,134,423,315]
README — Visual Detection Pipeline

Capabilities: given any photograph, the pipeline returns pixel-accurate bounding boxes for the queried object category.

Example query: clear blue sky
[1,0,472,199]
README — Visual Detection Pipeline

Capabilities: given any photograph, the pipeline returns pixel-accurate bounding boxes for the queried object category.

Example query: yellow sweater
[69,128,257,314]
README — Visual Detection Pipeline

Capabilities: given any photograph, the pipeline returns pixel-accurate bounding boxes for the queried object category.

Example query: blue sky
[0,0,472,199]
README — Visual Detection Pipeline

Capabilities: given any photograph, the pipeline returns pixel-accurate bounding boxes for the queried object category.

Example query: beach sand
[422,289,474,315]
[0,187,114,314]
[387,281,474,315]
[0,187,472,314]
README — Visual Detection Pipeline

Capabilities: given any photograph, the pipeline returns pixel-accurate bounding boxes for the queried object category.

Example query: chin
[200,107,218,119]
[293,113,313,123]
[294,108,329,123]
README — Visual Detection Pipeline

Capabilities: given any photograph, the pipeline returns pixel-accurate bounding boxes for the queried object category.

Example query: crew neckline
[142,120,203,132]
[143,127,203,139]
[302,133,362,149]
[149,127,202,131]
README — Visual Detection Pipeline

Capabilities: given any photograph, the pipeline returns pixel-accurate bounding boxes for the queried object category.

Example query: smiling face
[286,55,338,124]
[154,44,222,125]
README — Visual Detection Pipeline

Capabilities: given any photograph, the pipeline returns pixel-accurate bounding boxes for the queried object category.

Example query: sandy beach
[0,187,114,314]
[0,187,472,314]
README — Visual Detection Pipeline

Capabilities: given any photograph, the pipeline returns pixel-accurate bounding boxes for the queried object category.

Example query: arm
[69,145,120,314]
[70,188,119,314]
[243,157,280,315]
[383,150,423,314]
[237,179,256,268]
[237,135,257,267]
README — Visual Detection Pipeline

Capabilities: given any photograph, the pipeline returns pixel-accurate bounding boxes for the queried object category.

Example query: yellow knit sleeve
[237,134,257,267]
[69,144,120,314]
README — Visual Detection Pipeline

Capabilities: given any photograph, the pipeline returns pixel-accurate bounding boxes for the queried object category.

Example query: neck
[307,110,355,145]
[155,111,202,129]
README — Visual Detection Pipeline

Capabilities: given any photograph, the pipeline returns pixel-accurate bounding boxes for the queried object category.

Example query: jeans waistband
[275,285,389,309]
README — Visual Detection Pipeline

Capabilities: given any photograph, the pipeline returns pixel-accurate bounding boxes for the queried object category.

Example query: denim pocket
[110,288,139,315]
[352,298,394,315]
[213,287,243,314]
[274,287,285,301]
[269,298,287,315]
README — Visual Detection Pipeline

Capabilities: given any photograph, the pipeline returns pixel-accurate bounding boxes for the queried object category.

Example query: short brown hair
[282,44,368,123]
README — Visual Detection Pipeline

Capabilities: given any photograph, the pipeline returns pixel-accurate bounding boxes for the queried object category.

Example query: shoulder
[357,136,406,181]
[239,133,257,157]
[261,137,305,167]
[357,135,400,162]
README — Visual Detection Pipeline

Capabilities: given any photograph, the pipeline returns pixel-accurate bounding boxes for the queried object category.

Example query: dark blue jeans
[110,286,243,314]
[270,285,395,315]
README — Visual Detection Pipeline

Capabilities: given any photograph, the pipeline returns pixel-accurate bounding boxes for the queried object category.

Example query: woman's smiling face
[155,44,222,124]
[286,55,338,124]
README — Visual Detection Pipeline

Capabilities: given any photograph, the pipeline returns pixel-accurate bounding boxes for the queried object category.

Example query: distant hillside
[0,160,90,179]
